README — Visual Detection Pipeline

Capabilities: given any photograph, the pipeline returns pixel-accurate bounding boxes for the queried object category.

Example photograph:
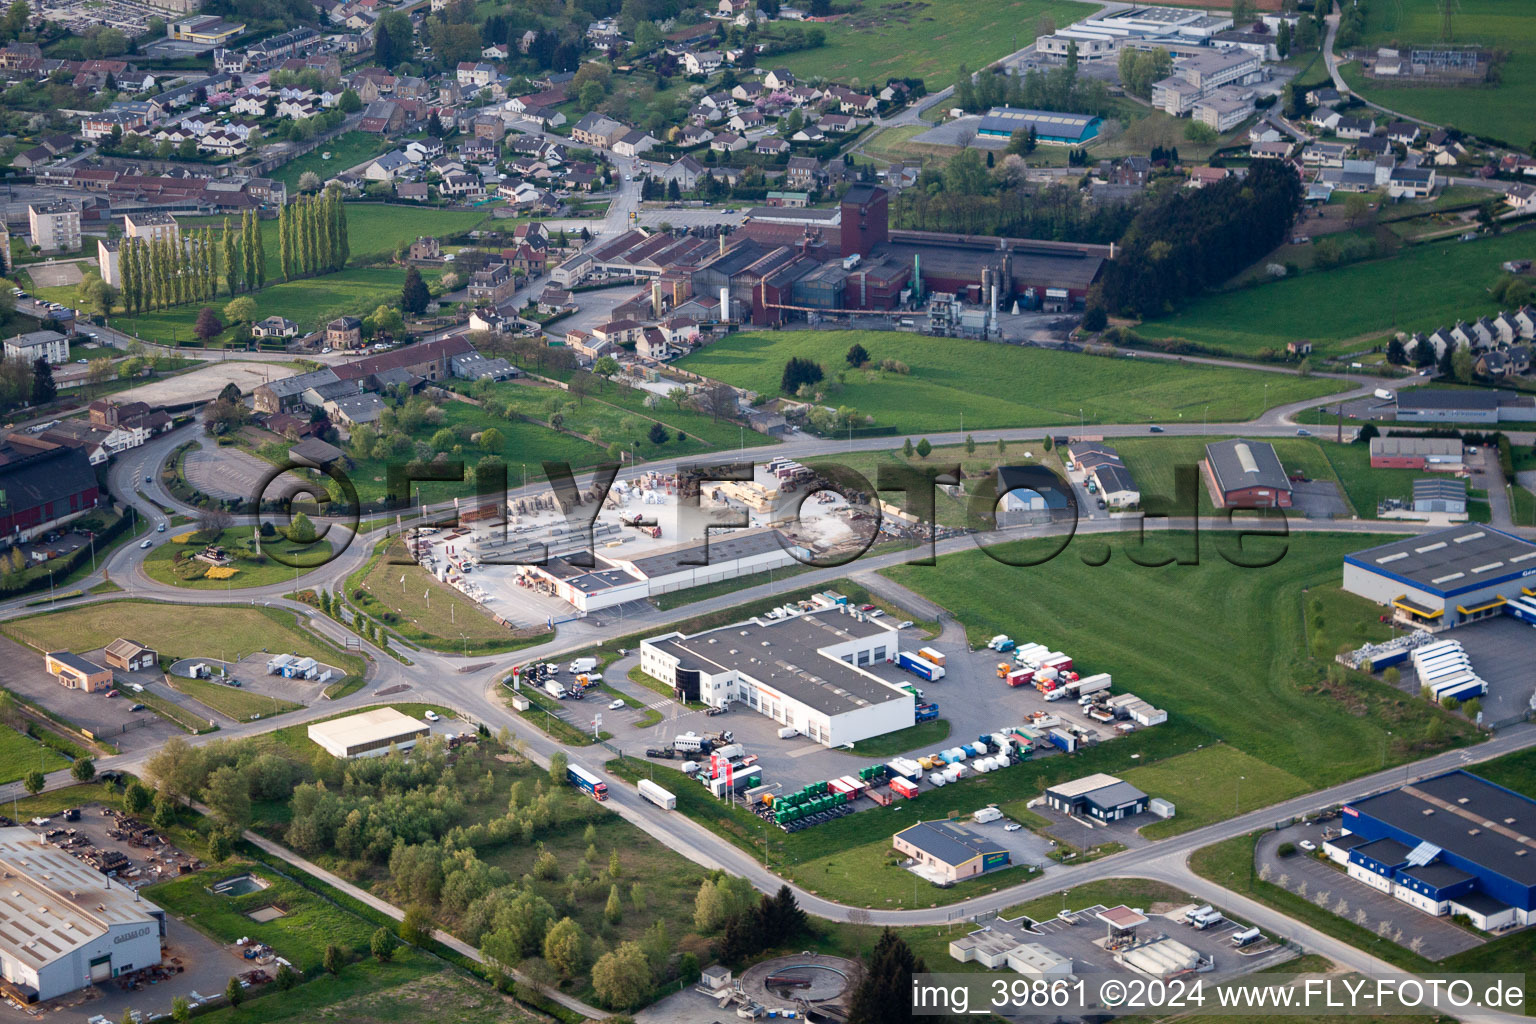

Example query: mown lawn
[793,838,1044,909]
[486,380,755,460]
[1317,439,1445,518]
[1338,0,1536,144]
[162,674,303,721]
[1139,231,1536,357]
[765,0,1091,89]
[677,331,1345,433]
[883,532,1479,785]
[142,533,333,590]
[267,131,398,189]
[1123,744,1313,839]
[844,718,951,757]
[1,600,360,674]
[0,726,69,785]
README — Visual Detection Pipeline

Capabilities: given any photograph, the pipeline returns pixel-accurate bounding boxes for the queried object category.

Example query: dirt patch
[28,261,86,287]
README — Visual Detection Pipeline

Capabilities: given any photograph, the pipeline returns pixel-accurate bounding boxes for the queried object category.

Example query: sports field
[883,531,1478,785]
[1339,0,1536,143]
[1140,231,1536,357]
[766,0,1091,89]
[677,331,1345,433]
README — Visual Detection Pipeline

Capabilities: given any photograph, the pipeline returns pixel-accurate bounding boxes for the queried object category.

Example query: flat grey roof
[46,651,108,676]
[651,609,905,716]
[1345,526,1536,595]
[624,529,788,579]
[1347,771,1536,885]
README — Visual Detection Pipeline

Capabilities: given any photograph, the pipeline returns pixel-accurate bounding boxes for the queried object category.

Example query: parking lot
[1255,822,1484,959]
[0,636,180,755]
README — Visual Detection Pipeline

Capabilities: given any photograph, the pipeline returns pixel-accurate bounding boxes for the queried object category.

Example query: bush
[1277,841,1297,857]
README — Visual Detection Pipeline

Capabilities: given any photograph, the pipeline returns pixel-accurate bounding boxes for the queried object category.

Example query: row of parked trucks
[1409,639,1488,705]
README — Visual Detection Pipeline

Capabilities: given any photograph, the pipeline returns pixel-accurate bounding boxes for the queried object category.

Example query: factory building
[1369,436,1464,471]
[0,828,165,1003]
[1325,771,1536,930]
[1394,388,1536,425]
[976,108,1103,145]
[640,606,913,747]
[520,530,807,613]
[1342,526,1536,628]
[308,706,432,759]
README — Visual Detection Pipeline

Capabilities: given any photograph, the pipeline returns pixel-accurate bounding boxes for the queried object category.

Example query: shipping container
[1048,728,1077,753]
[889,778,919,799]
[637,779,676,810]
[917,647,947,667]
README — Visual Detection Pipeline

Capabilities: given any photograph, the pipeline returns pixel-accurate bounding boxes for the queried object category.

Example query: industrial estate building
[1325,771,1536,930]
[1035,4,1233,62]
[892,819,1011,884]
[1203,439,1293,508]
[1369,436,1465,471]
[1394,388,1536,424]
[640,605,913,747]
[1342,526,1536,627]
[976,108,1102,145]
[950,914,1074,974]
[42,651,113,692]
[1044,773,1150,823]
[1412,478,1468,516]
[520,530,806,613]
[308,706,432,759]
[0,828,165,1003]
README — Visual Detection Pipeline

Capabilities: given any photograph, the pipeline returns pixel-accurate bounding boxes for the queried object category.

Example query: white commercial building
[1152,49,1264,115]
[641,606,913,747]
[0,828,165,1003]
[307,706,432,759]
[1036,5,1231,62]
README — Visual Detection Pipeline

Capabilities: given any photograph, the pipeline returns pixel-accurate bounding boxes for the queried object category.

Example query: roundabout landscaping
[142,527,334,590]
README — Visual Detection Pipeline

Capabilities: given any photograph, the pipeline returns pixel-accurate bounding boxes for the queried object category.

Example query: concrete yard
[114,362,299,409]
[1397,616,1536,727]
[0,636,180,755]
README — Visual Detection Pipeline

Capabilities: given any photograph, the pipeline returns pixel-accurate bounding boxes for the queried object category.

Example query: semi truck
[673,732,710,754]
[1005,668,1034,687]
[915,701,940,722]
[897,651,945,681]
[1069,673,1112,699]
[567,764,608,801]
[1232,927,1263,947]
[637,779,676,810]
[543,679,568,699]
[889,777,919,799]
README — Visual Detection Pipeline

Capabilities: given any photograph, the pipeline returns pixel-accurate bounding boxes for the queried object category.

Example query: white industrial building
[520,529,808,613]
[0,829,165,1003]
[1342,526,1536,628]
[307,706,432,759]
[1036,5,1232,62]
[640,606,913,747]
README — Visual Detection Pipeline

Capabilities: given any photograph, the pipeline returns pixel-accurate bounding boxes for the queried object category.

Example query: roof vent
[1457,797,1470,805]
[1505,818,1516,825]
[1468,828,1481,836]
[1422,808,1434,815]
[1517,850,1529,857]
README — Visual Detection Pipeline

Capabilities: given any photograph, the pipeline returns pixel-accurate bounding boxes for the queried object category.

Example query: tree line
[118,209,261,315]
[277,185,350,281]
[1094,159,1303,317]
[953,49,1110,118]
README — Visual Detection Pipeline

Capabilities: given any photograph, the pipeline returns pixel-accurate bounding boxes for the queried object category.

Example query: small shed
[1149,797,1176,819]
[700,964,733,991]
[104,638,158,672]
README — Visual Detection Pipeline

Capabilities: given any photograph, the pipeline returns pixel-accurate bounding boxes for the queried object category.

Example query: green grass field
[1316,440,1441,517]
[1123,744,1313,839]
[845,718,951,756]
[766,0,1091,89]
[1338,0,1536,144]
[143,533,333,590]
[883,532,1479,785]
[162,674,302,721]
[1140,231,1536,357]
[792,838,1043,909]
[677,331,1345,433]
[0,726,70,785]
[1,601,360,674]
[267,131,398,189]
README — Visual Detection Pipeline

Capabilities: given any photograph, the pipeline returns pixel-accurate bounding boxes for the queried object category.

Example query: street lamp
[1234,775,1244,814]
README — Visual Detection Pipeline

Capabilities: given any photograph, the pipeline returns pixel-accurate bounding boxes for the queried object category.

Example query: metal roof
[1345,526,1536,594]
[1204,438,1291,494]
[1347,771,1536,885]
[895,819,1005,867]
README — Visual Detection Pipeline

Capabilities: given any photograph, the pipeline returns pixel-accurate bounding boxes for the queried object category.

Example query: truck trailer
[897,651,946,681]
[918,647,947,667]
[567,764,608,801]
[637,779,676,810]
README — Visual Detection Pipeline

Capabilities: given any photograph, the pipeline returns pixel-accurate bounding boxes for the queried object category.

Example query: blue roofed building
[976,108,1102,145]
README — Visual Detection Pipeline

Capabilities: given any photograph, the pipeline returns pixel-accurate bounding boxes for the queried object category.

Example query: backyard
[1139,230,1536,358]
[677,331,1346,433]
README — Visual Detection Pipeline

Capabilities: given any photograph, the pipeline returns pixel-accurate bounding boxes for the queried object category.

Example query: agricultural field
[267,131,400,189]
[0,725,69,785]
[1122,744,1313,839]
[764,0,1091,90]
[677,331,1346,433]
[883,531,1479,786]
[1140,230,1536,358]
[0,601,361,676]
[1338,0,1536,144]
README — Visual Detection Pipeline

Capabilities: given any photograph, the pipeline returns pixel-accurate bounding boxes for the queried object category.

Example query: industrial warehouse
[556,184,1108,326]
[1203,439,1293,509]
[639,605,915,747]
[1325,771,1536,931]
[1341,526,1536,628]
[307,706,432,759]
[0,828,166,1003]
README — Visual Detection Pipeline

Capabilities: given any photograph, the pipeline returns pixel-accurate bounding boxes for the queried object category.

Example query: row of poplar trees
[277,186,349,282]
[117,208,266,315]
[115,188,351,315]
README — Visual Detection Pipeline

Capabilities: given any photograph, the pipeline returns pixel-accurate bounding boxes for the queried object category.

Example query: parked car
[1003,823,1022,832]
[129,703,146,712]
[608,699,625,710]
[424,710,440,721]
[1299,839,1317,851]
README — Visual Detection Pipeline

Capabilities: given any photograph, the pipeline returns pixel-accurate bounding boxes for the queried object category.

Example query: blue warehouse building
[1341,526,1536,628]
[1324,771,1536,931]
[976,107,1102,145]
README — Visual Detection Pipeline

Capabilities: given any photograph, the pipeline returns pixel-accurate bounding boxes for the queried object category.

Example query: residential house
[397,182,429,202]
[327,317,363,351]
[710,131,748,152]
[359,99,403,133]
[363,150,412,180]
[571,113,627,148]
[754,137,790,156]
[252,316,298,338]
[763,67,795,90]
[1388,166,1436,198]
[538,287,575,314]
[729,109,765,132]
[564,330,615,362]
[467,262,517,304]
[457,62,496,88]
[613,128,658,157]
[592,318,644,346]
[682,50,723,75]
[784,155,822,189]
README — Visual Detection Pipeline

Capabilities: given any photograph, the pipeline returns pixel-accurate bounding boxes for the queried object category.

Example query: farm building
[893,819,1010,885]
[0,829,165,1002]
[1369,436,1464,471]
[1342,526,1536,627]
[43,651,112,692]
[308,706,432,759]
[1326,770,1536,930]
[640,605,912,748]
[1202,439,1292,509]
[1044,773,1150,823]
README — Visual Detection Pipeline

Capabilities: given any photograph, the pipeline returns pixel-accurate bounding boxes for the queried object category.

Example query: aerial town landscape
[2,0,1536,1018]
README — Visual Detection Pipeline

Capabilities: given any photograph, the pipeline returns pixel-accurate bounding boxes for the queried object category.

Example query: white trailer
[638,779,676,810]
[1069,673,1112,698]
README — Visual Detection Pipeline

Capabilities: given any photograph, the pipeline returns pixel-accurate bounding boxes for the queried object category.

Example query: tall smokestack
[719,233,726,256]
